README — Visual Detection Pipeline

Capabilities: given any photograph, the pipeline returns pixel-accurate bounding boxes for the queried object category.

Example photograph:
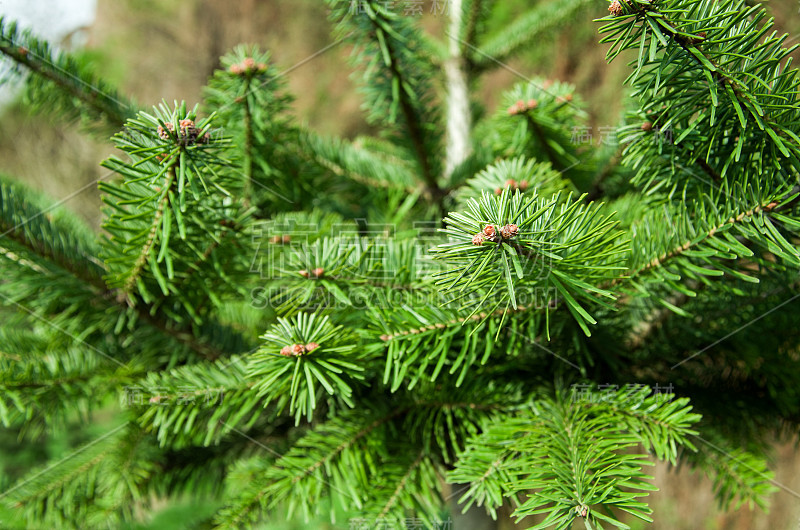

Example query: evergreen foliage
[1,0,799,528]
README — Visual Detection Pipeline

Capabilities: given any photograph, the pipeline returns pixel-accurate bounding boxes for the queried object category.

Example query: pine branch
[603,0,800,189]
[327,1,444,196]
[241,79,255,205]
[474,0,595,71]
[377,451,425,518]
[304,132,420,194]
[0,17,135,130]
[450,389,700,528]
[525,114,563,171]
[0,173,240,363]
[461,0,487,65]
[625,195,793,286]
[434,189,627,335]
[213,407,404,529]
[689,433,779,511]
[0,422,129,526]
[247,312,367,424]
[123,166,175,297]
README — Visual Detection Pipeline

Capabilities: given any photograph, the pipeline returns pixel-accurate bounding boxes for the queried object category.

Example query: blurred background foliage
[0,0,799,528]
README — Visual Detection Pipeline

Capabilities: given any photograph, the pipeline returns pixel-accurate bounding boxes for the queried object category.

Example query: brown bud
[500,224,519,239]
[312,267,325,278]
[507,104,519,116]
[229,63,243,74]
[494,187,503,195]
[505,179,516,188]
[270,235,282,244]
[483,225,497,241]
[18,47,28,56]
[608,1,623,16]
[527,99,538,110]
[305,342,320,352]
[282,235,291,244]
[472,233,486,246]
[380,334,391,341]
[292,343,306,356]
[641,121,653,132]
[157,122,174,140]
[299,270,310,278]
[518,180,529,191]
[257,62,267,72]
[243,57,256,70]
[280,345,293,356]
[149,396,162,404]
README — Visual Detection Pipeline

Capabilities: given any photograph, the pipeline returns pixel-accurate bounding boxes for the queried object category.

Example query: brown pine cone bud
[494,187,503,195]
[270,235,282,244]
[507,104,519,116]
[608,1,623,16]
[312,267,325,278]
[305,342,320,352]
[641,121,653,132]
[483,224,498,241]
[518,180,529,191]
[472,233,486,246]
[157,122,174,140]
[282,235,291,244]
[292,343,306,356]
[505,179,516,188]
[299,270,310,278]
[280,345,293,356]
[243,57,256,70]
[229,63,243,75]
[527,99,538,110]
[500,224,519,239]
